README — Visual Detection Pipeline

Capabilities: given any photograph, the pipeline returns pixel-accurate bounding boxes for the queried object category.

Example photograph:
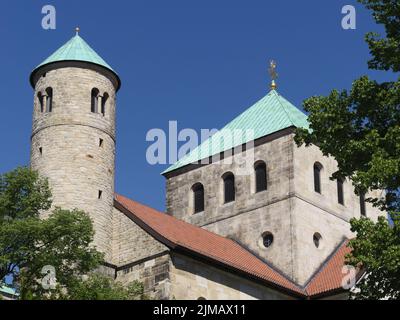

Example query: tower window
[313,233,322,248]
[192,183,204,214]
[262,232,274,248]
[360,193,367,217]
[255,161,267,193]
[91,88,99,113]
[337,178,345,205]
[223,172,235,204]
[45,87,53,112]
[37,92,44,113]
[101,92,109,116]
[39,147,43,155]
[98,190,103,200]
[313,162,323,194]
[99,138,104,147]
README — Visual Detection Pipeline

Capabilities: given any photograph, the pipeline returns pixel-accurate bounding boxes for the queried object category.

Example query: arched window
[313,162,323,194]
[37,92,44,113]
[223,172,235,204]
[91,88,99,113]
[255,161,267,193]
[337,177,345,205]
[192,183,204,214]
[360,193,366,217]
[45,87,53,112]
[101,92,109,116]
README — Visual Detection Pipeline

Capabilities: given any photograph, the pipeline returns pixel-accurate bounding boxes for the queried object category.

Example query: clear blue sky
[0,0,393,211]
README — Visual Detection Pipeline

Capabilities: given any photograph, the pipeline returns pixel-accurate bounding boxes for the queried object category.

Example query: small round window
[313,233,322,248]
[262,232,274,248]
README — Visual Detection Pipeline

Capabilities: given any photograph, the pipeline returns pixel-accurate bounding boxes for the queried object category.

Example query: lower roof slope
[114,193,356,299]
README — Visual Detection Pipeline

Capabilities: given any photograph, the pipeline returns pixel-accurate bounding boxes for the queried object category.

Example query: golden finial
[75,27,80,35]
[268,60,278,90]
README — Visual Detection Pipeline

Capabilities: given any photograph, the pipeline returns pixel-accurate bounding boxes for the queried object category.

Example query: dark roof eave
[29,60,121,92]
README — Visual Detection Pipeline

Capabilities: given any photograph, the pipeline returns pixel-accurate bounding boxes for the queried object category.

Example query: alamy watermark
[341,265,357,290]
[41,5,56,30]
[342,5,356,30]
[41,265,57,290]
[146,121,256,175]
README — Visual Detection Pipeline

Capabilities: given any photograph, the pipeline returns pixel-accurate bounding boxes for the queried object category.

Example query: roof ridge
[271,90,297,127]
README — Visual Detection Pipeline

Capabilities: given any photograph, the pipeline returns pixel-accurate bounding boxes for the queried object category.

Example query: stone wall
[291,139,383,284]
[111,207,168,266]
[30,66,116,260]
[169,253,293,300]
[165,130,385,285]
[112,207,170,299]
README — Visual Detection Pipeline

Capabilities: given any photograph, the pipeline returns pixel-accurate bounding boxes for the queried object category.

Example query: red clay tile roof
[114,193,356,299]
[305,239,354,297]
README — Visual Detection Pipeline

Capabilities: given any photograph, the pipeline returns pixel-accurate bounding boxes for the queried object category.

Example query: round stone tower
[29,31,121,261]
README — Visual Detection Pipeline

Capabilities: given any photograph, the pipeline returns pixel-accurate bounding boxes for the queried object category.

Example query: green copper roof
[34,34,115,73]
[163,90,309,174]
[0,286,18,296]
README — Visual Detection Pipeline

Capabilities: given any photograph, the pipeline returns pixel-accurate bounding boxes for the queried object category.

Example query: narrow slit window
[45,87,53,112]
[360,193,367,217]
[99,138,104,147]
[37,92,44,113]
[223,173,235,204]
[101,93,109,116]
[39,147,43,155]
[91,88,99,113]
[192,183,205,214]
[255,161,267,193]
[313,162,322,194]
[98,190,103,200]
[337,178,345,205]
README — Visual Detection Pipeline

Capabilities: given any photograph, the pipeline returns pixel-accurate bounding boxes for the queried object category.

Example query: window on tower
[360,192,367,217]
[101,92,109,116]
[313,162,323,194]
[192,183,204,214]
[337,177,345,205]
[45,87,53,112]
[223,172,235,204]
[37,92,44,113]
[254,161,267,193]
[91,88,99,113]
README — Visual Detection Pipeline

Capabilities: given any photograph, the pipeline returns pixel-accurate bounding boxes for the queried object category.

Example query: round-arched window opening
[313,233,322,248]
[197,297,206,300]
[262,232,274,248]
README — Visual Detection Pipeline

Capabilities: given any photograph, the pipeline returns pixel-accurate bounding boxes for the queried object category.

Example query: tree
[347,213,400,300]
[0,167,146,300]
[66,274,147,300]
[0,167,103,299]
[295,0,400,299]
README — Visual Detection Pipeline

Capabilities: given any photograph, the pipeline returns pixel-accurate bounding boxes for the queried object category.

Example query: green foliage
[0,167,147,300]
[295,0,400,299]
[65,274,147,300]
[347,213,400,300]
[16,208,104,299]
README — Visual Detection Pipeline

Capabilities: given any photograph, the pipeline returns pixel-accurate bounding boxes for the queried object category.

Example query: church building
[29,31,383,300]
